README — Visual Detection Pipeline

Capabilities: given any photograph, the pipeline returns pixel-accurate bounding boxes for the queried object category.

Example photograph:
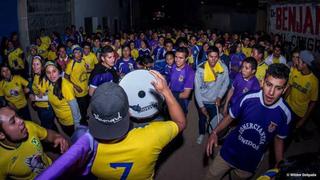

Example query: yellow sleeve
[288,68,294,85]
[0,81,4,96]
[93,54,98,64]
[17,48,23,55]
[310,77,319,101]
[25,121,48,140]
[16,75,29,87]
[64,60,73,76]
[62,79,75,101]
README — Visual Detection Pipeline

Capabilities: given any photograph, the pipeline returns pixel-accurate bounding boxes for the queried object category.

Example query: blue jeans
[197,104,218,135]
[36,105,57,130]
[172,91,189,115]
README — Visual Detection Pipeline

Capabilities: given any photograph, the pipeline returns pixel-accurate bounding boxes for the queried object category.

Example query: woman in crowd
[45,61,81,136]
[29,56,57,130]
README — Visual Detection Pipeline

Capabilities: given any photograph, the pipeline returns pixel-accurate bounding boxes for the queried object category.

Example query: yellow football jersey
[65,60,89,97]
[131,49,139,60]
[47,50,57,61]
[286,70,319,117]
[242,47,252,58]
[37,44,49,59]
[48,78,75,126]
[8,48,25,70]
[32,74,49,108]
[91,121,179,180]
[255,61,269,86]
[40,36,51,48]
[83,52,98,73]
[0,121,51,180]
[0,75,29,109]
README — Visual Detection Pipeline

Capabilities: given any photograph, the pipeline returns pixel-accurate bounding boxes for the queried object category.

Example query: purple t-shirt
[231,73,260,105]
[221,90,291,173]
[169,64,195,92]
[115,57,137,75]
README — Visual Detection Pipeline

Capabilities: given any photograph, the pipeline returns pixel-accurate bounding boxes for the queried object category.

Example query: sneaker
[196,135,204,144]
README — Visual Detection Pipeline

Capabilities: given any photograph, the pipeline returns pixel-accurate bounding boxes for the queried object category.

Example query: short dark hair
[101,45,114,55]
[175,47,189,58]
[82,41,91,49]
[142,55,154,64]
[165,51,175,58]
[265,63,290,83]
[252,45,265,55]
[242,57,258,70]
[215,39,225,47]
[206,46,219,55]
[164,39,173,46]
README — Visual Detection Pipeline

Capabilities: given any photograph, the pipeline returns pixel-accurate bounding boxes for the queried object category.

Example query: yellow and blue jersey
[48,78,75,126]
[286,69,318,117]
[91,121,179,179]
[32,74,50,108]
[0,121,51,180]
[8,48,25,70]
[65,59,89,97]
[0,75,29,109]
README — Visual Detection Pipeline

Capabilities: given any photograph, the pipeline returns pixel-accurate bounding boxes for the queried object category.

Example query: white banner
[269,3,320,53]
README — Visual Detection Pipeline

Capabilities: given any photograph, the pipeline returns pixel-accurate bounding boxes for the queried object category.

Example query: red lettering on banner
[282,7,288,30]
[276,7,282,30]
[303,6,313,34]
[316,6,320,35]
[288,6,296,32]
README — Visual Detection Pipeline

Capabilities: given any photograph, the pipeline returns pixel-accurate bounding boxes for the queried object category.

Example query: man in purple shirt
[223,57,260,116]
[205,63,292,179]
[89,46,119,96]
[115,45,137,78]
[169,47,195,114]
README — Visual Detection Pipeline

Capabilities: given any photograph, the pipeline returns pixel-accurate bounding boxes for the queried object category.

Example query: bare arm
[274,136,284,167]
[206,114,233,156]
[223,87,234,116]
[179,88,192,99]
[88,86,96,96]
[296,101,317,128]
[150,70,186,132]
[45,129,70,153]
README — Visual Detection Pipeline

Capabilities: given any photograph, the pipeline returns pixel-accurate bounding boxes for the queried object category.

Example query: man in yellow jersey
[6,40,25,76]
[286,50,318,140]
[36,37,49,60]
[37,70,186,180]
[241,36,252,58]
[82,42,98,75]
[0,107,69,180]
[39,28,51,48]
[65,45,89,125]
[0,64,31,120]
[251,45,268,86]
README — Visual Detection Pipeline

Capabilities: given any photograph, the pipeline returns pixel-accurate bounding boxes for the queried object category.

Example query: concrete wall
[73,0,129,34]
[199,5,262,33]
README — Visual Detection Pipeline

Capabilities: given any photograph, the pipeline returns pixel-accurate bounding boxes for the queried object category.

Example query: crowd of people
[0,25,319,179]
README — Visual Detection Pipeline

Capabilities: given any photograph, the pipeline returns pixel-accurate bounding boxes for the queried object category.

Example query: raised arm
[150,70,186,132]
